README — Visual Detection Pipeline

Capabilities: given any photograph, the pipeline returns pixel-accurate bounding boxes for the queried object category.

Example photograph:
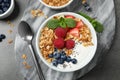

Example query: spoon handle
[29,44,45,80]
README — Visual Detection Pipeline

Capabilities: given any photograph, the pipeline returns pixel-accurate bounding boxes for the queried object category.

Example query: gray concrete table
[0,0,120,80]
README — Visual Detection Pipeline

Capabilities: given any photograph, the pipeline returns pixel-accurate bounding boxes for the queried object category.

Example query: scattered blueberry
[71,58,77,64]
[82,2,92,12]
[54,52,61,59]
[57,59,64,64]
[85,6,92,11]
[83,2,89,7]
[0,39,2,42]
[48,53,54,58]
[61,55,67,60]
[0,34,6,39]
[52,60,58,66]
[66,56,72,62]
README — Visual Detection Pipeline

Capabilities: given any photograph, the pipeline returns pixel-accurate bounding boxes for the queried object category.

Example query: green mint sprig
[47,17,76,29]
[78,12,104,33]
[47,19,60,29]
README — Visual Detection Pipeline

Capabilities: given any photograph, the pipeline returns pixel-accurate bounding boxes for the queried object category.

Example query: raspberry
[55,27,66,38]
[54,38,65,49]
[65,39,75,49]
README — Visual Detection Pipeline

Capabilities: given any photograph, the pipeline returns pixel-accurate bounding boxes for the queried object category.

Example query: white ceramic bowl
[38,0,73,9]
[36,12,97,72]
[0,0,15,19]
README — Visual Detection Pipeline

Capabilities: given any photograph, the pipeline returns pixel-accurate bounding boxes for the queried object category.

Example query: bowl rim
[35,12,97,72]
[38,0,73,9]
[0,0,14,17]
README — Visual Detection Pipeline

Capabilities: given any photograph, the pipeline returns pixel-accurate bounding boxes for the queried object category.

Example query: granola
[43,0,70,7]
[39,27,55,60]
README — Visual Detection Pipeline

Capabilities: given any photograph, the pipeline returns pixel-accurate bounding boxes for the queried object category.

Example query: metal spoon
[18,21,45,80]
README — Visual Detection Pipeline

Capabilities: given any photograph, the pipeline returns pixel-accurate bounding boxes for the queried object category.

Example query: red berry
[54,38,65,49]
[69,28,79,37]
[65,15,75,19]
[55,27,66,38]
[76,20,84,28]
[65,39,75,49]
[64,27,70,32]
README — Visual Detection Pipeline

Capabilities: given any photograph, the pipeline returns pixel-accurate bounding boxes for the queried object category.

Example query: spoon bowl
[18,21,33,44]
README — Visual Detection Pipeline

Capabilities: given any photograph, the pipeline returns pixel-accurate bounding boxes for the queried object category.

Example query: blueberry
[54,53,61,59]
[0,9,3,14]
[83,2,89,7]
[1,2,5,7]
[0,0,2,3]
[59,51,66,56]
[52,60,58,66]
[0,34,6,39]
[5,3,10,7]
[4,0,9,2]
[3,7,8,12]
[48,53,53,58]
[61,51,66,55]
[54,48,58,52]
[71,58,77,64]
[66,56,72,62]
[57,59,64,64]
[85,6,92,11]
[0,39,2,42]
[61,55,67,60]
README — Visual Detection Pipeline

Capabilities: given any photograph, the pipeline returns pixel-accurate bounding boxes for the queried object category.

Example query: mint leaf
[94,22,104,33]
[78,12,104,33]
[78,12,93,22]
[60,17,65,22]
[91,20,97,28]
[59,17,67,28]
[59,22,67,28]
[47,19,60,29]
[65,18,76,28]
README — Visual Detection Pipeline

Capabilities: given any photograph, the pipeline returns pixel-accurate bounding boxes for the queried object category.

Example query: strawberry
[68,28,79,37]
[65,15,75,19]
[76,20,84,28]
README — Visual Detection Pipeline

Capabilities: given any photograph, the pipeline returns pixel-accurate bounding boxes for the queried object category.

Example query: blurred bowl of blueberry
[0,0,14,19]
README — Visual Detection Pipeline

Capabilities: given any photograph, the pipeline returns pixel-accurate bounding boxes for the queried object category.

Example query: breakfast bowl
[38,0,73,9]
[0,0,14,19]
[35,12,97,72]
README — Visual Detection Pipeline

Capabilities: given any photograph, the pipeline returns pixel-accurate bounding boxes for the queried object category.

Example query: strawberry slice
[69,28,79,37]
[76,20,84,28]
[65,15,75,19]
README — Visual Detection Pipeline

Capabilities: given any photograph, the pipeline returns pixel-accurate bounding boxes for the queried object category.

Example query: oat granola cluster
[39,27,55,60]
[79,25,93,46]
[43,0,70,7]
